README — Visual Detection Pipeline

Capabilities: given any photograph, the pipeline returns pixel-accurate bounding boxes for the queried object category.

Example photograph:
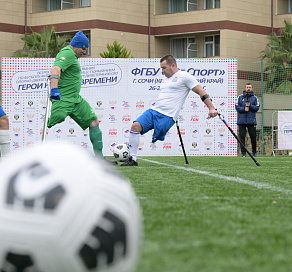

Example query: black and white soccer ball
[0,142,142,272]
[113,144,130,162]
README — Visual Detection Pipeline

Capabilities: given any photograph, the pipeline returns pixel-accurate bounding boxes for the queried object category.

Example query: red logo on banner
[136,101,145,110]
[122,114,131,123]
[177,128,185,136]
[109,128,118,136]
[190,115,199,122]
[163,142,172,150]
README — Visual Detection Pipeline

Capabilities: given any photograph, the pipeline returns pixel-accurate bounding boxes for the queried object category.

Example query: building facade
[0,0,292,61]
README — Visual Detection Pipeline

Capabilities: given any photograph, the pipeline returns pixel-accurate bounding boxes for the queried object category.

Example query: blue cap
[70,31,89,48]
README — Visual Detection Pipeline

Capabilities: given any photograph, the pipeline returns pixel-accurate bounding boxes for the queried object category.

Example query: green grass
[116,155,292,272]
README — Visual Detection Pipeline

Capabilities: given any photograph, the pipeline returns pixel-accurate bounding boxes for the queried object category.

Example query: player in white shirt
[121,54,217,166]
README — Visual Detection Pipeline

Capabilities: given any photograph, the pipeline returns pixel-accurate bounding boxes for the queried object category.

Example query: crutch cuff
[201,94,210,102]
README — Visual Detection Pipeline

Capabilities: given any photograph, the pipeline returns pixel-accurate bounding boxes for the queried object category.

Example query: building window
[289,0,292,13]
[84,32,91,55]
[170,37,198,58]
[203,0,220,9]
[79,0,90,7]
[169,0,198,13]
[203,35,220,57]
[48,0,73,11]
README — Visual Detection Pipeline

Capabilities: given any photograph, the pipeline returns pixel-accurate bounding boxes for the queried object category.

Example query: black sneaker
[103,158,118,165]
[242,153,246,157]
[252,152,257,157]
[120,156,138,166]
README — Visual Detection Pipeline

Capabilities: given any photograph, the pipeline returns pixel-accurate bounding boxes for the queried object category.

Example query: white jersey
[151,70,199,121]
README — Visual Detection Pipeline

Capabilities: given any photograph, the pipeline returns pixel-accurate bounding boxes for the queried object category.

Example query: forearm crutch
[176,121,189,164]
[212,101,261,166]
[42,76,51,143]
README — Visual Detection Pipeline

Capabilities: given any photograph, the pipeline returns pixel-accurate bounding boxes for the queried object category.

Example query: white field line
[140,158,292,195]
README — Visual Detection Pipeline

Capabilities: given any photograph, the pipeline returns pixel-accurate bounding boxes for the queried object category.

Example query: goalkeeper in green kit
[47,31,117,165]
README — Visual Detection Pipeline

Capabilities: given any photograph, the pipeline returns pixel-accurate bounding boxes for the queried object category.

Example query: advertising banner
[2,58,237,156]
[278,111,292,150]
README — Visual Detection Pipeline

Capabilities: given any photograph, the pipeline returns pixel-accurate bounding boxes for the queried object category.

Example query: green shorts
[47,98,97,130]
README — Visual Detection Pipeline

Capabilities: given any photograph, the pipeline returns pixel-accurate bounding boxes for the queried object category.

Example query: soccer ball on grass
[0,142,142,272]
[113,144,130,162]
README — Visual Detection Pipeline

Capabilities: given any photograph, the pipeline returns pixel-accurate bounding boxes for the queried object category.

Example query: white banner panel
[278,111,292,150]
[2,58,237,157]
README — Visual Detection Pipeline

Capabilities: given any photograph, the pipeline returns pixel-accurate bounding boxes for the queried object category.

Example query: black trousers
[238,124,257,154]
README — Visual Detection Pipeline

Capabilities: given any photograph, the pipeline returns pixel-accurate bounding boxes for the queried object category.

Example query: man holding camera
[235,83,260,157]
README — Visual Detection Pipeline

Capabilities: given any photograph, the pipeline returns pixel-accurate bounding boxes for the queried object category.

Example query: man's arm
[50,66,61,88]
[192,85,218,118]
[50,66,62,100]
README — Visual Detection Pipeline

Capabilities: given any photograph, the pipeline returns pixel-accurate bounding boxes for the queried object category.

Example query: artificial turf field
[116,155,292,272]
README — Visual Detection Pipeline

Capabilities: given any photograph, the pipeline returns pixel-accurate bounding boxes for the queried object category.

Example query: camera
[244,92,251,101]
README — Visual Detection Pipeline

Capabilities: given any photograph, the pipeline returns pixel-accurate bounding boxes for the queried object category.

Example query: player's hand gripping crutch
[212,101,261,166]
[41,76,51,143]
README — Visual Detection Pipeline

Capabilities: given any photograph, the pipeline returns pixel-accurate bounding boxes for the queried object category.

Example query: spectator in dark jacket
[235,83,260,157]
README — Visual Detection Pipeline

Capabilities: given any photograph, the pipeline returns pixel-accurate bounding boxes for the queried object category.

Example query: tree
[261,20,292,93]
[100,40,133,58]
[13,26,70,58]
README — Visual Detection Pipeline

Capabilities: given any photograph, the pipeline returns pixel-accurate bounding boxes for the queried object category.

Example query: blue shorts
[0,105,6,117]
[135,109,175,143]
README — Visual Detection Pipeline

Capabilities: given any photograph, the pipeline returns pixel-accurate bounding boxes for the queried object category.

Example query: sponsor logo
[138,142,144,151]
[122,114,131,123]
[68,117,75,125]
[109,114,117,123]
[204,141,212,151]
[81,142,89,149]
[13,141,20,149]
[122,101,130,109]
[40,100,47,110]
[26,141,34,148]
[97,114,103,124]
[40,114,45,122]
[12,99,21,111]
[149,100,156,107]
[218,142,226,149]
[27,113,34,123]
[123,127,130,138]
[109,100,116,109]
[280,122,292,134]
[163,142,172,151]
[13,127,21,137]
[26,128,34,136]
[177,115,185,123]
[55,127,62,138]
[177,128,185,136]
[108,141,117,152]
[190,101,199,109]
[136,101,144,110]
[192,142,197,148]
[109,128,118,137]
[150,142,158,151]
[218,127,226,137]
[204,113,212,125]
[190,127,199,138]
[190,114,199,122]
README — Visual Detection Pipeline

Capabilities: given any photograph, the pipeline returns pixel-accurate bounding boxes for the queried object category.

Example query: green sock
[89,126,103,158]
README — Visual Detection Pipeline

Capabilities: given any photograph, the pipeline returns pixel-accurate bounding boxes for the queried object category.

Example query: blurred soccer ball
[0,142,142,272]
[113,144,130,162]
